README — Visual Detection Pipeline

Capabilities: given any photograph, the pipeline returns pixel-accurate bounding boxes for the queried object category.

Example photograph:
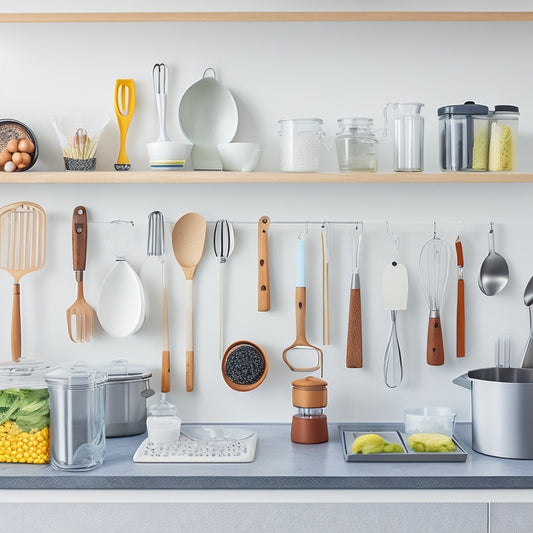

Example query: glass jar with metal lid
[335,118,380,172]
[488,105,519,171]
[438,101,490,171]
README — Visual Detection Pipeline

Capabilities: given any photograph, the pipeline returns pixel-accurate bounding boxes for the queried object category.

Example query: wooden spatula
[0,202,46,361]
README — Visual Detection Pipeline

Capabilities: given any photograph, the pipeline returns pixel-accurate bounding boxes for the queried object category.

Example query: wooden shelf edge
[1,12,532,23]
[1,171,533,184]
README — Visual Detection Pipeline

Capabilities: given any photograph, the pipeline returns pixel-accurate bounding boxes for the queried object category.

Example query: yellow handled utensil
[114,79,135,171]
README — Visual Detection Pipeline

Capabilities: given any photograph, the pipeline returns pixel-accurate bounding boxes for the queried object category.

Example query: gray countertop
[1,423,532,490]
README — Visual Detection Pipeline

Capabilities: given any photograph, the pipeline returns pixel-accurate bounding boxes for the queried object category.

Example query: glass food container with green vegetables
[0,360,52,464]
[489,105,519,172]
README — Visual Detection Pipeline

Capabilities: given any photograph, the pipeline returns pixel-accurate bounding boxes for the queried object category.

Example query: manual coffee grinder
[291,376,328,444]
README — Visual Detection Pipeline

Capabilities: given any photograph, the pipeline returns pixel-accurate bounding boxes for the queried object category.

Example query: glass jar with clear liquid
[388,103,424,172]
[335,118,379,172]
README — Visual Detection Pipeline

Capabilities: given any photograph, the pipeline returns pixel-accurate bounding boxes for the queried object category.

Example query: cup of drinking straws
[52,113,109,171]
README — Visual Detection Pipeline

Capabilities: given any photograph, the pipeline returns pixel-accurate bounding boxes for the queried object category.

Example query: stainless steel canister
[46,362,107,471]
[453,367,533,459]
[103,359,154,437]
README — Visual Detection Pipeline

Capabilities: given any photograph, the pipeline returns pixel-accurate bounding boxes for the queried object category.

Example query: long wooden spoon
[172,213,206,392]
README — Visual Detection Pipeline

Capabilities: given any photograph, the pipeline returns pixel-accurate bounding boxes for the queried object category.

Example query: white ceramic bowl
[147,142,189,170]
[216,142,263,172]
[404,406,456,437]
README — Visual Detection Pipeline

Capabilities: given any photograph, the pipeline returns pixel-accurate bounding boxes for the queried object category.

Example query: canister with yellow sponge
[488,105,519,171]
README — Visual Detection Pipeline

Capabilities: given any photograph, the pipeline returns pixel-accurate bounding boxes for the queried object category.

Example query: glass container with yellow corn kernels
[0,359,54,464]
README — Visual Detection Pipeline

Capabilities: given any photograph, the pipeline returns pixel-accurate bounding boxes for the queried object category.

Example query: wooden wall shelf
[1,171,532,184]
[1,12,532,24]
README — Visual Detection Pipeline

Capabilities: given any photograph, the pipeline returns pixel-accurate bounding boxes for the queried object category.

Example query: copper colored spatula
[0,201,46,361]
[66,206,94,343]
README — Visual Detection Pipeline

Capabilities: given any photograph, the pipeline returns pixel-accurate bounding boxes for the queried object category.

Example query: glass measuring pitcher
[386,103,424,172]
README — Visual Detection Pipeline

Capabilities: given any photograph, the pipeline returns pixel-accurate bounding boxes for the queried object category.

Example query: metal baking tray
[339,425,467,462]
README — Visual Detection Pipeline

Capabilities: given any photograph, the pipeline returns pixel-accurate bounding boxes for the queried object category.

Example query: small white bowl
[147,141,189,170]
[216,142,263,172]
[404,406,456,437]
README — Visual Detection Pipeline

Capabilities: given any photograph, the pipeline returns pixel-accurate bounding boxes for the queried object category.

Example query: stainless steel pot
[453,367,533,459]
[104,359,154,437]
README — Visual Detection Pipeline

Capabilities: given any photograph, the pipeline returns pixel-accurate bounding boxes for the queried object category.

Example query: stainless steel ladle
[478,222,509,296]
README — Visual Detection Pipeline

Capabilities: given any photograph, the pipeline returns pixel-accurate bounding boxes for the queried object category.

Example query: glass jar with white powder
[279,118,326,172]
[146,394,181,444]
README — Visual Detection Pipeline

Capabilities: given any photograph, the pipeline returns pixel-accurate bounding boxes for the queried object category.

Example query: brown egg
[0,149,11,167]
[18,152,31,169]
[6,139,19,153]
[17,138,35,154]
[11,152,31,169]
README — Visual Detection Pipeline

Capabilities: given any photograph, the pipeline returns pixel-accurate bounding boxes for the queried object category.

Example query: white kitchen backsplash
[0,5,531,424]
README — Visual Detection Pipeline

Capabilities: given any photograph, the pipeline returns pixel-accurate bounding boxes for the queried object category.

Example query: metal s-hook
[386,221,400,259]
[456,216,465,238]
[298,221,309,241]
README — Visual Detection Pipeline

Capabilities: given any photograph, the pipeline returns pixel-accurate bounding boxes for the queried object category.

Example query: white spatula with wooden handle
[0,202,46,362]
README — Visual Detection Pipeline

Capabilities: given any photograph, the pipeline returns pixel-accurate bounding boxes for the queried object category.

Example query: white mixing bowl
[217,142,263,172]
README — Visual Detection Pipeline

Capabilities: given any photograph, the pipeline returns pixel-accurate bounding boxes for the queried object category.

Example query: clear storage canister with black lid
[438,101,490,171]
[489,105,519,171]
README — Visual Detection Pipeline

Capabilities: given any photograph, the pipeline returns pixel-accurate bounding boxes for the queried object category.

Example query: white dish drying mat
[133,427,257,463]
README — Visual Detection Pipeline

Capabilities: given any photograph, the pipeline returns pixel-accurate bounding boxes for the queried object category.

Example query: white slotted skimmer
[0,202,46,362]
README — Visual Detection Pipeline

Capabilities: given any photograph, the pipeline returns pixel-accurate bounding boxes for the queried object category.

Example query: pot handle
[141,380,155,399]
[452,373,472,390]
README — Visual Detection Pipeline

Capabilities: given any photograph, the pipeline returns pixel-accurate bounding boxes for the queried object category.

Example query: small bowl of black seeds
[222,340,269,392]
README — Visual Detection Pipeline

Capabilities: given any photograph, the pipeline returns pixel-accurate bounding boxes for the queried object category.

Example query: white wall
[0,2,532,424]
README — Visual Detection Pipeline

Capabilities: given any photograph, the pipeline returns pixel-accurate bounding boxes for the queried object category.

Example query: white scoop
[96,222,145,337]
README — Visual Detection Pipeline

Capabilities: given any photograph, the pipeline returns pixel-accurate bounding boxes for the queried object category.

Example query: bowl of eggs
[0,119,38,172]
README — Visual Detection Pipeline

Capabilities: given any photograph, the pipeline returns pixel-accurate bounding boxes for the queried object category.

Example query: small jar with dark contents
[221,340,269,392]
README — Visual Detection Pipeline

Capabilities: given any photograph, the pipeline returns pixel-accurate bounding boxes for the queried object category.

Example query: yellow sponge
[407,433,456,453]
[352,433,404,454]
